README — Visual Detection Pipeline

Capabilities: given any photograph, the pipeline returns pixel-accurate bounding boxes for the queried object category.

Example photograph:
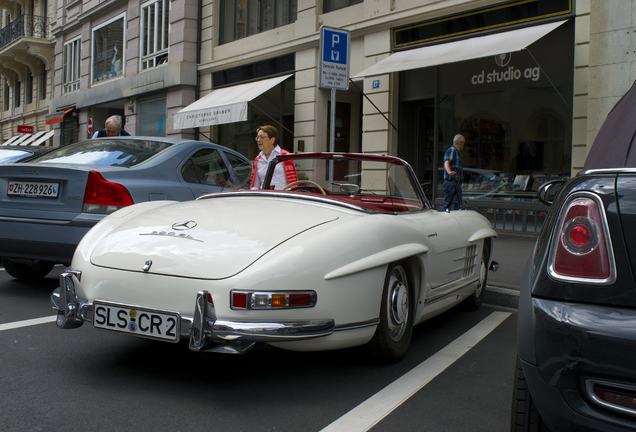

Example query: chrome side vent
[463,244,477,277]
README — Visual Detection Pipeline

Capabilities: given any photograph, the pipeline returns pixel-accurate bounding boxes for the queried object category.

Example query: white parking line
[0,267,4,271]
[320,311,511,432]
[0,315,57,332]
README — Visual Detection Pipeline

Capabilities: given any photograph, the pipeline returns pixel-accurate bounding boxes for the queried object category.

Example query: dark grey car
[0,137,250,280]
[513,81,636,431]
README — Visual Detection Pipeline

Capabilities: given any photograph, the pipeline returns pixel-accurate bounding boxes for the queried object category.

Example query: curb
[484,284,519,309]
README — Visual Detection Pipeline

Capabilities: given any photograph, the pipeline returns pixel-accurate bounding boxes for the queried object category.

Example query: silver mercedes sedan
[0,137,251,280]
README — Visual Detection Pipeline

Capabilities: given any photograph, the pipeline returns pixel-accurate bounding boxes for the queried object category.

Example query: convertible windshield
[31,139,172,167]
[263,153,426,213]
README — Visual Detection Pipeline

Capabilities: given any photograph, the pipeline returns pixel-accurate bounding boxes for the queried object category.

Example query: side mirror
[537,179,566,206]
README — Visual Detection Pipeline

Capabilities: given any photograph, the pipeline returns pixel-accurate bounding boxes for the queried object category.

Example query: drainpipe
[193,0,202,141]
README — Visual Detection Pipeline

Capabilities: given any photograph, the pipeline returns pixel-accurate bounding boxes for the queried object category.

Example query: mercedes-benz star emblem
[142,260,152,272]
[172,220,197,230]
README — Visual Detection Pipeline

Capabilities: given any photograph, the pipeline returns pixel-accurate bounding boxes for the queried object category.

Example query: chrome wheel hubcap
[387,265,409,342]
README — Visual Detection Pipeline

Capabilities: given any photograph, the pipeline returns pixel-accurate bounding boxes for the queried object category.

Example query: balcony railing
[0,15,50,50]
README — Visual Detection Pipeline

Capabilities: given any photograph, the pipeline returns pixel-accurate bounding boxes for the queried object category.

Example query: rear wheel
[511,357,551,432]
[2,258,54,281]
[368,262,414,363]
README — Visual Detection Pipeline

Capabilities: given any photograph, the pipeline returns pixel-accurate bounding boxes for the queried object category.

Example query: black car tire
[368,262,414,363]
[511,357,551,432]
[3,258,54,281]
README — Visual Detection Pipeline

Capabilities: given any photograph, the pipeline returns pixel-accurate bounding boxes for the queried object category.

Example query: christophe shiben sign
[470,53,541,86]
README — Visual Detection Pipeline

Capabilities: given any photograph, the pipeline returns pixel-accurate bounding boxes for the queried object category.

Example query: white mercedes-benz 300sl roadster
[51,152,497,362]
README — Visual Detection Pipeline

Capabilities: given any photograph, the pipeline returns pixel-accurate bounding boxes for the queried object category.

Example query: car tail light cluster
[586,379,636,417]
[231,290,317,310]
[83,170,134,214]
[548,193,615,284]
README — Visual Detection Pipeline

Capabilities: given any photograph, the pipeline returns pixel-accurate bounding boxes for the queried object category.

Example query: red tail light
[549,193,615,284]
[82,170,134,214]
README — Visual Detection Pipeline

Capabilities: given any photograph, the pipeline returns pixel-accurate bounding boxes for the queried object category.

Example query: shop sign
[470,53,540,86]
[17,125,33,133]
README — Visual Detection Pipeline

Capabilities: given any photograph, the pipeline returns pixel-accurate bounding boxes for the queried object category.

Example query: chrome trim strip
[197,191,368,212]
[0,215,71,225]
[334,318,379,331]
[212,319,334,341]
[585,379,636,417]
[546,191,617,285]
[582,168,636,175]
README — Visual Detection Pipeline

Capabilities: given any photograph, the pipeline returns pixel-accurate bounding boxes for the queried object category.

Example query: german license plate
[8,181,59,198]
[93,301,180,342]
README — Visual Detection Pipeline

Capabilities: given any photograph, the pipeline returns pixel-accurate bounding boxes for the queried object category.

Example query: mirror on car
[537,179,566,206]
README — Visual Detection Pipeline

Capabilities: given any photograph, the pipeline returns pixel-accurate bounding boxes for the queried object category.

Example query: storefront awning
[173,74,293,129]
[352,20,567,78]
[45,107,75,125]
[2,130,54,147]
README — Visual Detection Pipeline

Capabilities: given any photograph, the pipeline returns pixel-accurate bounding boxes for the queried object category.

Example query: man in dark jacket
[92,115,130,138]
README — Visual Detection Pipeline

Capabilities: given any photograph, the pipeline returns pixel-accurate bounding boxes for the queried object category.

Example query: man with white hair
[92,115,130,138]
[442,133,466,211]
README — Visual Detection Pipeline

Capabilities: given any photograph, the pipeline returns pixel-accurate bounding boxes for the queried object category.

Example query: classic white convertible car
[51,152,497,362]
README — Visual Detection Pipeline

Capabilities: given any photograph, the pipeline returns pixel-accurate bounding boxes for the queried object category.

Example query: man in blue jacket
[92,115,130,138]
[442,134,465,211]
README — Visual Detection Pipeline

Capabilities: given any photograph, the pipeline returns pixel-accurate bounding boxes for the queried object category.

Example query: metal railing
[467,199,549,236]
[0,15,50,50]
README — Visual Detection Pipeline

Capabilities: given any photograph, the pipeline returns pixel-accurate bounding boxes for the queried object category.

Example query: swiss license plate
[93,302,180,342]
[7,181,59,198]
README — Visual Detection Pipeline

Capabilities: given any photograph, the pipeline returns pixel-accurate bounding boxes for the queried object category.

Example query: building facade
[48,0,199,144]
[0,0,55,142]
[185,0,630,218]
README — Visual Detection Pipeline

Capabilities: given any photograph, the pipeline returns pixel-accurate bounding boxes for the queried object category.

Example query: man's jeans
[442,179,463,211]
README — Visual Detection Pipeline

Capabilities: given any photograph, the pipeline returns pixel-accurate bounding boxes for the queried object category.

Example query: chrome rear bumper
[51,271,335,354]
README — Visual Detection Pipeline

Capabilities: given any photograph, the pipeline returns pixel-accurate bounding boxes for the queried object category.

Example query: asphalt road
[1,267,517,432]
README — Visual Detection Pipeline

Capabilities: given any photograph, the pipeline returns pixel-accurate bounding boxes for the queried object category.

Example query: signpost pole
[329,88,336,186]
[319,26,350,189]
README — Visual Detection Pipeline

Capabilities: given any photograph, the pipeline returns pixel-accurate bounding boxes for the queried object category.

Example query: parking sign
[319,27,350,90]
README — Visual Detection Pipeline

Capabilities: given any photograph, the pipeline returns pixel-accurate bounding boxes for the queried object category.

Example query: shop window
[138,96,166,136]
[218,77,294,160]
[323,0,362,13]
[63,37,81,93]
[25,70,32,104]
[181,149,231,187]
[3,80,9,111]
[220,0,297,44]
[92,14,125,84]
[14,80,20,107]
[140,0,169,70]
[39,64,46,100]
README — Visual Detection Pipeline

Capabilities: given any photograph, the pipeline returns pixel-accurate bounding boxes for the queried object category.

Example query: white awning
[18,131,46,146]
[352,20,567,78]
[174,74,293,129]
[29,130,55,147]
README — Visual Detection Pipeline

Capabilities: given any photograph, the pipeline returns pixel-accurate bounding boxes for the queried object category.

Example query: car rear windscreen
[31,139,172,167]
[0,149,33,164]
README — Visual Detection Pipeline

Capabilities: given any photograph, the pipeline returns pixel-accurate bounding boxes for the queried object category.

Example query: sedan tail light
[548,193,615,284]
[83,170,134,214]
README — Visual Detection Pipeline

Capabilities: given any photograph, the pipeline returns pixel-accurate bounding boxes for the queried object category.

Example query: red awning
[45,107,74,125]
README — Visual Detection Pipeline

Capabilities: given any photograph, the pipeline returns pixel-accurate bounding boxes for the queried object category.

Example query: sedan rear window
[0,148,33,164]
[31,139,172,167]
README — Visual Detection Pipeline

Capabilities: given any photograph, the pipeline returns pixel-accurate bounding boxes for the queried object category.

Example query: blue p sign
[323,28,347,65]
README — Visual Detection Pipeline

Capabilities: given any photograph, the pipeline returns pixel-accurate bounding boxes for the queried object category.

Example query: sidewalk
[484,234,537,308]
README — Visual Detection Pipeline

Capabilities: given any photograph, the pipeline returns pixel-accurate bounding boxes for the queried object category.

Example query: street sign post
[319,27,350,185]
